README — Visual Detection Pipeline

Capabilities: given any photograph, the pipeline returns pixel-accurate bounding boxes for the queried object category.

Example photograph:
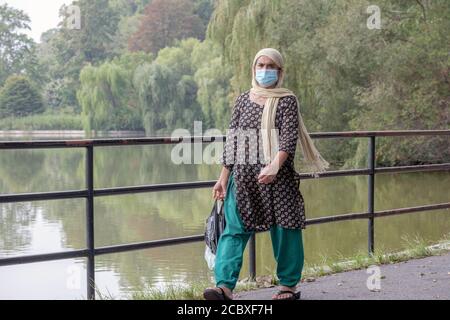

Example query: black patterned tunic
[220,89,306,232]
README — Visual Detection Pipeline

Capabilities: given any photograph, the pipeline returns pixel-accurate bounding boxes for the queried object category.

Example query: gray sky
[1,0,74,42]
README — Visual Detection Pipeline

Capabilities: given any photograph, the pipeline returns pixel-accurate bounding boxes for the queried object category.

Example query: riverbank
[110,234,450,300]
[0,130,145,139]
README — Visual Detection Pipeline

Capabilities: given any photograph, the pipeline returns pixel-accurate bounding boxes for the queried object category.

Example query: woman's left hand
[257,163,279,184]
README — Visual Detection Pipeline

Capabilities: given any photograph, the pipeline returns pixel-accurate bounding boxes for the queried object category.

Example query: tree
[58,0,121,64]
[77,52,152,132]
[347,0,450,167]
[0,75,44,118]
[108,0,155,55]
[111,13,144,56]
[133,38,203,135]
[0,4,36,86]
[192,40,232,130]
[110,0,153,16]
[36,28,80,111]
[193,0,215,27]
[35,0,122,112]
[129,0,205,54]
[205,0,450,168]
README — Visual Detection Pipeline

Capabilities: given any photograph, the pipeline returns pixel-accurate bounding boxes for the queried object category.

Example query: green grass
[96,233,450,300]
[301,233,450,280]
[126,280,262,300]
[0,113,83,130]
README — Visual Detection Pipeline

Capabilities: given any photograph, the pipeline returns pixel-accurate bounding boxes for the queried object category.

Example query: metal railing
[0,130,449,300]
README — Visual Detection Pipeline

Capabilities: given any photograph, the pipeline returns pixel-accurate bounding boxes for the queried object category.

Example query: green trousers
[214,171,305,291]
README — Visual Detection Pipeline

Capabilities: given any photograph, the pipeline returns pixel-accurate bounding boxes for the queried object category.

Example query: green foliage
[0,3,40,86]
[207,0,450,167]
[77,52,152,132]
[36,0,122,112]
[111,13,144,56]
[109,0,155,55]
[59,0,120,64]
[0,75,44,118]
[192,40,233,129]
[2,0,448,167]
[0,113,83,130]
[133,38,204,135]
[110,0,152,16]
[193,0,215,27]
[347,0,450,166]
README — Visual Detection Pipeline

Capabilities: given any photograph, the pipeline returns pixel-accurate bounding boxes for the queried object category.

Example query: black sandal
[272,290,301,300]
[203,287,233,300]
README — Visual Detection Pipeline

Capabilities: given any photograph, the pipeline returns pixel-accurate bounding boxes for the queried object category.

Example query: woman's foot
[203,286,233,300]
[271,285,300,300]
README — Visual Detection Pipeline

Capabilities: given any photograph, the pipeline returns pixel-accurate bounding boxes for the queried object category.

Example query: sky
[1,0,74,42]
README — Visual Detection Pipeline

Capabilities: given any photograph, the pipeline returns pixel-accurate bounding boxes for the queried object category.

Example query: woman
[203,48,329,300]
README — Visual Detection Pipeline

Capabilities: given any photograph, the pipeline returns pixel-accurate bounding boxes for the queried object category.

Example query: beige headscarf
[250,48,330,178]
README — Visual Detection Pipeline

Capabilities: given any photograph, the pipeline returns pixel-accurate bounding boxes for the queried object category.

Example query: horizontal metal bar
[375,163,450,174]
[0,249,89,267]
[373,202,450,218]
[93,202,450,255]
[298,164,450,180]
[0,190,88,203]
[95,235,205,256]
[306,202,450,226]
[1,164,448,203]
[309,129,450,139]
[0,130,449,149]
[94,181,216,197]
[306,212,371,225]
[299,168,370,179]
[1,202,448,266]
[0,181,218,203]
[94,164,449,198]
[0,136,226,150]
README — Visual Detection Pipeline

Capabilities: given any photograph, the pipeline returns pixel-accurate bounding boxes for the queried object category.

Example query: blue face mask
[255,69,278,87]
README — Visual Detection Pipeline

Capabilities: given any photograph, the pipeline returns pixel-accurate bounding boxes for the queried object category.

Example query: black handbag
[205,199,226,255]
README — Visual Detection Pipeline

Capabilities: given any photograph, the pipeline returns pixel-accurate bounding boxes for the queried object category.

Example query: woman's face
[254,55,281,88]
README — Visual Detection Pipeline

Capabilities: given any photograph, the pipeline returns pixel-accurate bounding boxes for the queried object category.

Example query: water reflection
[0,203,37,254]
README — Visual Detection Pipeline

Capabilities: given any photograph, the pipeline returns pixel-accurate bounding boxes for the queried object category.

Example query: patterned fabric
[220,90,306,232]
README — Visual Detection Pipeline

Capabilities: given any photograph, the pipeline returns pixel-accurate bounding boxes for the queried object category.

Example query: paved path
[235,253,450,300]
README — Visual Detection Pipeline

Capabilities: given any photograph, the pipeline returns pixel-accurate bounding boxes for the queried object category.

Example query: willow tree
[206,0,338,106]
[133,38,204,135]
[192,39,232,130]
[207,0,283,95]
[78,62,135,132]
[206,0,333,112]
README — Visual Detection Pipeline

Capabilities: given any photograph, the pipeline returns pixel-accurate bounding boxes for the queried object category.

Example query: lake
[0,135,449,299]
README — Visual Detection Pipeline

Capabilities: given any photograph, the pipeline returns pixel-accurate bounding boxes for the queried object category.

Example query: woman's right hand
[212,179,228,200]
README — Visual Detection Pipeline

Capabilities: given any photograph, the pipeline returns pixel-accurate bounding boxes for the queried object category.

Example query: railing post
[86,145,95,300]
[248,234,256,280]
[368,136,376,256]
